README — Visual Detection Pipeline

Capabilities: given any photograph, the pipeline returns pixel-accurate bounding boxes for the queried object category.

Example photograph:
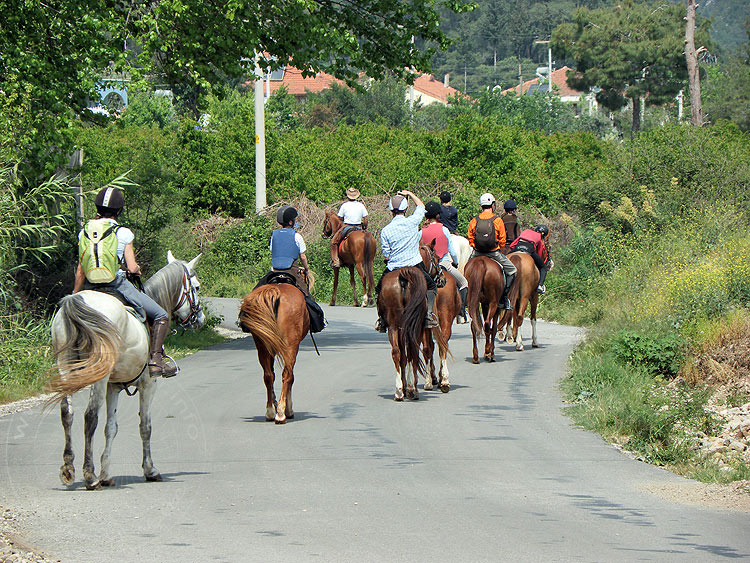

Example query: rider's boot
[425,289,439,329]
[330,241,341,268]
[501,272,516,310]
[149,318,177,378]
[537,265,549,294]
[374,315,388,333]
[458,287,468,322]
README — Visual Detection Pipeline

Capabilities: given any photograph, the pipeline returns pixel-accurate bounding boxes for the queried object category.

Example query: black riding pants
[375,261,436,294]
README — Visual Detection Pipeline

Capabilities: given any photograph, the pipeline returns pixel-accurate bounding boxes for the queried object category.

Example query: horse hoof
[424,383,433,391]
[472,358,480,364]
[394,396,404,402]
[145,473,163,482]
[440,384,450,393]
[85,480,101,490]
[275,417,286,424]
[59,466,75,486]
[100,478,116,487]
[329,302,336,307]
[532,342,539,348]
[516,346,524,352]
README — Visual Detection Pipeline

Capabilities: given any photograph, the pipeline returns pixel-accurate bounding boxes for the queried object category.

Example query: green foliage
[118,92,177,130]
[266,86,302,132]
[199,215,274,297]
[551,1,708,133]
[703,53,750,132]
[0,312,54,403]
[612,330,685,377]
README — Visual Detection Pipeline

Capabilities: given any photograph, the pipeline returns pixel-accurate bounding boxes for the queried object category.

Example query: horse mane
[144,261,185,313]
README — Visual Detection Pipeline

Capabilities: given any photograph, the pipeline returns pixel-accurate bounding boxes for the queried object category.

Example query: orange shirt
[467,210,506,251]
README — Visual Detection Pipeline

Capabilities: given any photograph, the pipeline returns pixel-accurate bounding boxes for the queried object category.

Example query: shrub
[611,330,685,377]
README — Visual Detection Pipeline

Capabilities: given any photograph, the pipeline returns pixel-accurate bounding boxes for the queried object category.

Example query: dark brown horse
[502,252,540,351]
[464,256,506,364]
[238,284,309,424]
[377,258,443,401]
[322,211,376,307]
[420,244,457,393]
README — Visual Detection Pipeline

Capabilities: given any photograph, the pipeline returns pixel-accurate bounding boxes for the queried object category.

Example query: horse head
[149,251,206,330]
[322,211,334,238]
[420,240,445,287]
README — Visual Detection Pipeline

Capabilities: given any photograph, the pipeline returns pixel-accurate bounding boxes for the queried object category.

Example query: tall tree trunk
[685,0,704,126]
[631,95,641,135]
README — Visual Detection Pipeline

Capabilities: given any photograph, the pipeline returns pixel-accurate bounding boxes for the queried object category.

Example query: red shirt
[511,229,548,262]
[421,222,450,259]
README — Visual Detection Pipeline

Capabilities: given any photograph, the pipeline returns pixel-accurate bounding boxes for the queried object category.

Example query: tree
[685,0,704,126]
[1,0,472,171]
[551,1,709,134]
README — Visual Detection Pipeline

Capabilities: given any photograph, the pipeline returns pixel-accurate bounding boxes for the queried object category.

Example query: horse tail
[466,259,485,336]
[48,294,122,403]
[238,286,286,361]
[399,268,426,377]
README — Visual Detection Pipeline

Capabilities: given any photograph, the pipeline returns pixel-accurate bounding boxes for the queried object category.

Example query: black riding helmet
[95,186,124,217]
[504,199,517,211]
[535,224,549,237]
[424,201,442,219]
[276,206,299,226]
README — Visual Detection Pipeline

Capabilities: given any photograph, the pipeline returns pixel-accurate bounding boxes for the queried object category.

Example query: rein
[174,264,203,330]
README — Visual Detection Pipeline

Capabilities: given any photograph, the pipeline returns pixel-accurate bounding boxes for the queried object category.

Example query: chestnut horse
[420,244,457,393]
[502,252,540,351]
[377,248,447,401]
[238,283,309,424]
[464,256,506,364]
[322,211,376,307]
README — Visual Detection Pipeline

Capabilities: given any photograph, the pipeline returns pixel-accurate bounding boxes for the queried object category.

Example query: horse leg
[422,329,435,390]
[530,294,539,348]
[355,261,368,307]
[138,374,162,482]
[276,352,297,424]
[484,304,498,362]
[514,298,528,351]
[98,383,122,487]
[471,321,480,364]
[82,380,107,489]
[439,320,452,393]
[349,265,358,306]
[255,338,277,421]
[390,329,405,401]
[59,396,75,485]
[330,267,339,306]
[408,360,419,400]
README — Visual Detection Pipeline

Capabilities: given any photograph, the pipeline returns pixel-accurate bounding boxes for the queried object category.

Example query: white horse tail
[48,294,122,403]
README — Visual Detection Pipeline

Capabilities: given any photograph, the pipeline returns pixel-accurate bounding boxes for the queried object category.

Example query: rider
[501,199,520,254]
[509,224,552,294]
[421,201,469,322]
[330,187,368,268]
[255,206,326,332]
[74,186,176,377]
[374,190,438,333]
[439,190,459,234]
[467,193,517,310]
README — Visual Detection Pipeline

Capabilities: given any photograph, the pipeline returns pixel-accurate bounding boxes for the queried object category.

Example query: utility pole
[409,36,415,126]
[254,52,267,213]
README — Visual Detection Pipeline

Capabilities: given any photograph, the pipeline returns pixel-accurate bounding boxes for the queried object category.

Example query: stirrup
[425,314,439,329]
[537,284,546,294]
[374,318,387,333]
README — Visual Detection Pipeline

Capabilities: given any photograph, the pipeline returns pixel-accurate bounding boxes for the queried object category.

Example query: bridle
[422,244,446,288]
[174,264,203,330]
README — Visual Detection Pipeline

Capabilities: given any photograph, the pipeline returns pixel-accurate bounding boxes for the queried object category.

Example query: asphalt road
[1,298,749,562]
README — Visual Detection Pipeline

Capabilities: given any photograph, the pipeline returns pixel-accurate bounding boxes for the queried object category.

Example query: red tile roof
[243,65,346,97]
[501,66,583,98]
[412,73,461,104]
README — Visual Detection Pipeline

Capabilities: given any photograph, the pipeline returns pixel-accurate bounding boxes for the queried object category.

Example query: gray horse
[49,252,204,489]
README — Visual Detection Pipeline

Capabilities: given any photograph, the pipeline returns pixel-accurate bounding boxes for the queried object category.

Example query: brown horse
[377,257,446,401]
[322,211,376,307]
[502,252,540,351]
[420,244,457,393]
[464,256,506,364]
[238,283,309,424]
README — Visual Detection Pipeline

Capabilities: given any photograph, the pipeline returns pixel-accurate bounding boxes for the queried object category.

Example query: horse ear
[167,250,176,264]
[187,253,202,271]
[430,238,436,250]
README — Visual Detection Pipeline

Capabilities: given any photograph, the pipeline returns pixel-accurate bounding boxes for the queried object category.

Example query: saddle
[266,271,298,286]
[87,285,147,323]
[338,225,362,254]
[255,271,326,333]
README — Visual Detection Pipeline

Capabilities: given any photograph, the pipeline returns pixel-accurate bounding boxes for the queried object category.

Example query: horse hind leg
[83,380,107,490]
[255,339,277,422]
[59,396,75,486]
[276,352,297,424]
[355,262,368,307]
[330,267,340,306]
[349,265,358,306]
[390,330,405,401]
[422,330,435,391]
[139,375,162,482]
[98,383,123,487]
[530,295,539,348]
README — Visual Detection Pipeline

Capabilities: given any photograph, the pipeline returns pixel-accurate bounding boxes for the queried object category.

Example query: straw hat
[346,187,360,200]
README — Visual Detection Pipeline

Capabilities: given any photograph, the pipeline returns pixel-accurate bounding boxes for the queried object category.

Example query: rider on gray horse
[74,186,176,377]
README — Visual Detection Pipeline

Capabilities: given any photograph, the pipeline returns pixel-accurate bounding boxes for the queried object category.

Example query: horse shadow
[55,470,210,490]
[240,411,326,423]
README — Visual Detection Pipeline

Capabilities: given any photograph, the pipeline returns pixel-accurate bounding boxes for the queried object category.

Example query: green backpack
[79,219,121,284]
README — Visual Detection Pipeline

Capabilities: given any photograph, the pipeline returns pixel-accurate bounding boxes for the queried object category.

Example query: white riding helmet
[479,193,495,206]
